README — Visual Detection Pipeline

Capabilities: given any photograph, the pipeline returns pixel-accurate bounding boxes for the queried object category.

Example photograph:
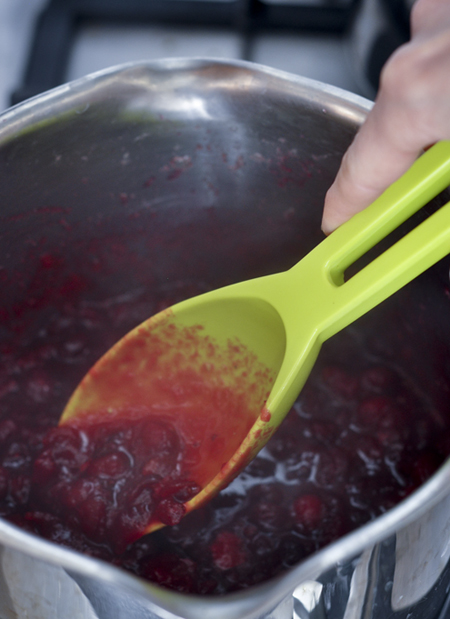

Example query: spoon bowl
[61,141,450,535]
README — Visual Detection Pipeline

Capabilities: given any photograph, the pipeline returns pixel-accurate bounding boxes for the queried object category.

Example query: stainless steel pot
[0,59,450,619]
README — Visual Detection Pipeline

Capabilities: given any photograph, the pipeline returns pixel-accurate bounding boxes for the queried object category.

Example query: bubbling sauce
[0,283,448,595]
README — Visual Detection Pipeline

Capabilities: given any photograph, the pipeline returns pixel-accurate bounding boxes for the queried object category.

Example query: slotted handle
[323,141,450,282]
[297,141,450,341]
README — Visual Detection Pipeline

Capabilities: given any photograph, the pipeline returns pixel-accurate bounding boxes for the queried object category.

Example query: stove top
[0,0,370,112]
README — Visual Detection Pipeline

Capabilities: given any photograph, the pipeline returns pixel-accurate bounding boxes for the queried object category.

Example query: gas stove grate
[11,0,358,105]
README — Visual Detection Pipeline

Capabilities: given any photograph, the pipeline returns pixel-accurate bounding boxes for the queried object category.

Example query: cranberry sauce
[32,416,202,553]
[0,282,448,595]
[40,315,274,550]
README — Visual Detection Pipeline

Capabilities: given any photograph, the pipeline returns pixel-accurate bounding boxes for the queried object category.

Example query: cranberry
[60,478,95,509]
[44,425,90,470]
[315,447,349,487]
[26,370,53,403]
[86,451,130,479]
[249,531,277,558]
[155,498,186,526]
[210,531,247,570]
[322,366,358,399]
[251,500,289,531]
[62,478,107,537]
[0,419,17,443]
[357,396,403,430]
[79,495,107,538]
[32,451,58,485]
[141,455,175,478]
[293,494,324,529]
[360,366,396,394]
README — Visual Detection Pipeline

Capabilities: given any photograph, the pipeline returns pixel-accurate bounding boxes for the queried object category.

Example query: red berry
[44,425,90,470]
[210,531,246,570]
[251,500,287,531]
[33,451,58,485]
[360,366,396,393]
[322,366,358,399]
[26,371,53,403]
[315,447,349,487]
[78,494,107,538]
[0,419,17,443]
[62,478,107,538]
[155,498,186,526]
[141,455,175,478]
[357,396,400,429]
[293,494,324,529]
[87,451,130,479]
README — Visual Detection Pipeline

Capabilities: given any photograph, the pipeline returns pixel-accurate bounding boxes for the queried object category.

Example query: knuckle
[379,45,414,97]
[410,0,429,32]
[410,0,450,34]
[378,30,450,142]
[380,39,436,103]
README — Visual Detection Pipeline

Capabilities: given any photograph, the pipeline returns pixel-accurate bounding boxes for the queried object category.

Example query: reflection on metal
[392,493,450,610]
[0,547,98,619]
[342,548,373,619]
[293,580,325,619]
[264,594,294,619]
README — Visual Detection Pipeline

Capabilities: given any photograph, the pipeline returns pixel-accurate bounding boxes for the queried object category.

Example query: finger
[322,29,450,234]
[321,99,423,234]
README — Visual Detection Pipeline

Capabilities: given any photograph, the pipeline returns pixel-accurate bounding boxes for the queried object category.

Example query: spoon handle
[322,196,450,340]
[323,140,450,283]
[301,141,450,341]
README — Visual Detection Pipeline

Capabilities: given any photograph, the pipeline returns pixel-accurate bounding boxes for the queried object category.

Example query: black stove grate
[11,0,359,105]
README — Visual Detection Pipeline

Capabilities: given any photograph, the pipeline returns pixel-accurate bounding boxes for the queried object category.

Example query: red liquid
[0,283,448,595]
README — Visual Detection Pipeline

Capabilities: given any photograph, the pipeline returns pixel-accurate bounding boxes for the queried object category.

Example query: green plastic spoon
[62,140,450,533]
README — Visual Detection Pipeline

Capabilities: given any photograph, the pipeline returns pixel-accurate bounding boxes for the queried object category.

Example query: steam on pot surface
[0,61,449,597]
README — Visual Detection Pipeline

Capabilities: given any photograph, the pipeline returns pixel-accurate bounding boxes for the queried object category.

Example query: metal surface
[0,58,449,619]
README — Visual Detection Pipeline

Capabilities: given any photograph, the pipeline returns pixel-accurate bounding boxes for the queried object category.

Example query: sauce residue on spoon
[49,313,274,550]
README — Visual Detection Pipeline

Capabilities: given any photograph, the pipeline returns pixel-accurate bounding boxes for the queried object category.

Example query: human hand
[321,0,450,235]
